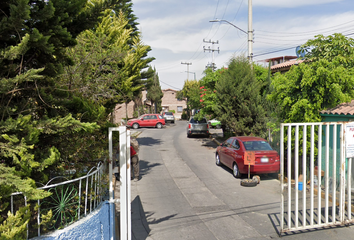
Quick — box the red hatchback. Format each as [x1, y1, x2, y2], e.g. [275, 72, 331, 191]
[127, 114, 165, 129]
[215, 136, 280, 178]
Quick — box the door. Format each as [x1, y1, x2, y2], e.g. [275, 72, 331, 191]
[149, 115, 158, 127]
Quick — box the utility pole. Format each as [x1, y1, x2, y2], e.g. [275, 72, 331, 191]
[181, 62, 192, 80]
[248, 0, 253, 62]
[203, 39, 219, 71]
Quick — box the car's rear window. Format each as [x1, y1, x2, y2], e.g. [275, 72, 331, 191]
[190, 118, 207, 123]
[243, 141, 273, 151]
[165, 112, 173, 115]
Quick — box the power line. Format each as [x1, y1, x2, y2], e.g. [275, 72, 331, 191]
[159, 80, 181, 90]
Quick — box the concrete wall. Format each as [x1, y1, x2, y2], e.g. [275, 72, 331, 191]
[31, 201, 115, 240]
[161, 89, 187, 120]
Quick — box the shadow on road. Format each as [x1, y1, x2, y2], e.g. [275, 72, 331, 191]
[137, 137, 162, 147]
[131, 195, 151, 240]
[139, 159, 162, 178]
[218, 164, 278, 181]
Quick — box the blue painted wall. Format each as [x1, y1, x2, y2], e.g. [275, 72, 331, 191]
[31, 201, 115, 240]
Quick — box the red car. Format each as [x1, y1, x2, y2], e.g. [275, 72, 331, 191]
[127, 114, 165, 129]
[215, 136, 280, 178]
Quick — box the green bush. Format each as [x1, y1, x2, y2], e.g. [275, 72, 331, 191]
[168, 110, 175, 113]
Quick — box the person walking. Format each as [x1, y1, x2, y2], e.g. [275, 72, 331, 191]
[130, 137, 140, 181]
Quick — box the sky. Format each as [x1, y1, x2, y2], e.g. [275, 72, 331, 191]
[131, 0, 354, 90]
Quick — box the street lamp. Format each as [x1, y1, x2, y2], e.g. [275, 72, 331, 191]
[209, 0, 253, 62]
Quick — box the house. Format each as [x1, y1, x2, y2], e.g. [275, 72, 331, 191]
[264, 56, 304, 74]
[113, 91, 148, 124]
[161, 89, 187, 120]
[319, 100, 354, 191]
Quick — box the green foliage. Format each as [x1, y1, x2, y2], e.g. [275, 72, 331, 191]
[168, 110, 175, 113]
[180, 80, 202, 118]
[0, 206, 30, 240]
[0, 0, 148, 236]
[268, 33, 354, 124]
[214, 56, 267, 137]
[146, 67, 163, 113]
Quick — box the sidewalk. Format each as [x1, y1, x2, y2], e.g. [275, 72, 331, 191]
[114, 175, 152, 240]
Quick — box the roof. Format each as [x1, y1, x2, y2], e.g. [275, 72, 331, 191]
[271, 59, 304, 71]
[163, 88, 177, 92]
[265, 56, 297, 62]
[320, 100, 354, 116]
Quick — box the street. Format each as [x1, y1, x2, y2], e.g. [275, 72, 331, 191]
[130, 121, 354, 240]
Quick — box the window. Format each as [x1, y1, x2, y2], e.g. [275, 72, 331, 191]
[224, 138, 233, 148]
[143, 115, 150, 120]
[177, 106, 183, 113]
[232, 140, 240, 150]
[150, 115, 157, 119]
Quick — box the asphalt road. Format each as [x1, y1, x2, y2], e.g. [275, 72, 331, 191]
[130, 121, 354, 240]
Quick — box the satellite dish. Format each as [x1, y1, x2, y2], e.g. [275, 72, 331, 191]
[296, 46, 306, 58]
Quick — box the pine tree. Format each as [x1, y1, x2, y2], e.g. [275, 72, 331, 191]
[146, 67, 163, 113]
[215, 56, 267, 137]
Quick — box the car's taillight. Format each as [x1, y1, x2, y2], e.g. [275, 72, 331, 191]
[207, 124, 209, 129]
[275, 155, 280, 162]
[188, 124, 191, 129]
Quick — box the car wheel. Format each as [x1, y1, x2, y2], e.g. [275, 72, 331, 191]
[187, 133, 191, 138]
[233, 163, 241, 178]
[240, 179, 258, 187]
[172, 121, 174, 124]
[215, 154, 221, 166]
[132, 123, 139, 129]
[156, 123, 162, 129]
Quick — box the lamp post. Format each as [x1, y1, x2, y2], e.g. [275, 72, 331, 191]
[209, 0, 253, 62]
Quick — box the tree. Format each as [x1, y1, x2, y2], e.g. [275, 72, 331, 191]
[0, 0, 124, 236]
[178, 79, 202, 118]
[214, 56, 267, 137]
[146, 67, 163, 113]
[198, 67, 227, 120]
[268, 33, 354, 123]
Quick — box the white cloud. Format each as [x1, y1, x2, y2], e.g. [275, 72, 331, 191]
[253, 0, 343, 8]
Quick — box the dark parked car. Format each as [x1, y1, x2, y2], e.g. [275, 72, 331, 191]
[215, 136, 280, 178]
[187, 117, 209, 138]
[127, 114, 165, 129]
[162, 112, 175, 123]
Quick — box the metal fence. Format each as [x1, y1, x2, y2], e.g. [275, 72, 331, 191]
[9, 162, 107, 239]
[280, 122, 354, 233]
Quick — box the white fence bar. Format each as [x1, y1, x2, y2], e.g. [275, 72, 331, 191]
[287, 125, 292, 229]
[310, 124, 314, 226]
[332, 125, 337, 223]
[348, 158, 352, 221]
[317, 124, 322, 225]
[295, 125, 299, 228]
[127, 129, 132, 240]
[280, 123, 284, 230]
[325, 124, 329, 224]
[340, 125, 345, 222]
[302, 125, 307, 227]
[280, 122, 354, 234]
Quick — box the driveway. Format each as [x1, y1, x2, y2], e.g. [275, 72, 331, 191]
[128, 121, 354, 240]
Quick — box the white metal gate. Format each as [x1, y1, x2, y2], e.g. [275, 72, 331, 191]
[280, 122, 354, 233]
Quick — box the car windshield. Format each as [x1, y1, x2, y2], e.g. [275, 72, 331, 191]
[243, 141, 273, 151]
[190, 118, 207, 123]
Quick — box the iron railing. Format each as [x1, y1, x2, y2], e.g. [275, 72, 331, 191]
[9, 162, 107, 239]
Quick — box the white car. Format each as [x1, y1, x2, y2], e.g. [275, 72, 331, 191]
[162, 112, 175, 123]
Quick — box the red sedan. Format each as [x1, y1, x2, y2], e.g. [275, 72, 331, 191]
[127, 114, 165, 129]
[215, 136, 280, 178]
